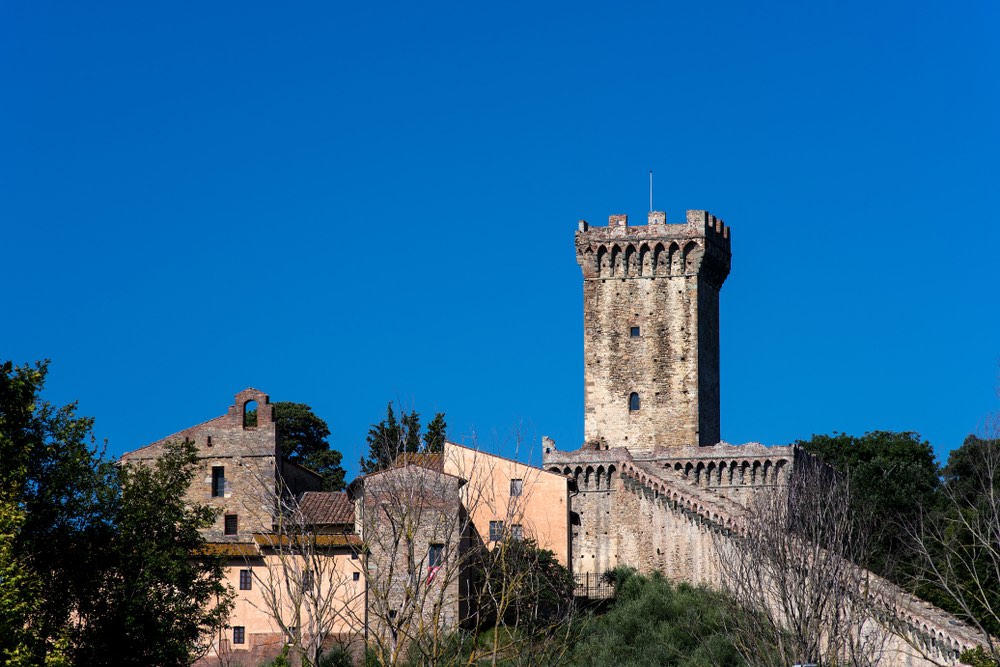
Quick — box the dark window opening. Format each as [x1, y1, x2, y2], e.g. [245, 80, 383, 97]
[510, 478, 523, 496]
[212, 467, 225, 497]
[428, 544, 444, 569]
[243, 401, 258, 429]
[512, 524, 524, 541]
[224, 514, 238, 535]
[489, 520, 504, 542]
[353, 571, 360, 581]
[233, 626, 245, 645]
[630, 326, 641, 337]
[239, 569, 252, 590]
[302, 570, 314, 589]
[629, 392, 640, 412]
[206, 435, 213, 447]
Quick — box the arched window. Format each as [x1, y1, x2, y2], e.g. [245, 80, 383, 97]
[628, 392, 640, 412]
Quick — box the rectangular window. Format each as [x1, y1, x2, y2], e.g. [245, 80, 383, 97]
[512, 524, 524, 541]
[302, 570, 314, 589]
[353, 571, 360, 581]
[489, 520, 504, 542]
[630, 326, 641, 337]
[510, 478, 523, 496]
[232, 626, 245, 645]
[428, 543, 444, 569]
[224, 514, 238, 535]
[239, 569, 252, 590]
[212, 466, 225, 497]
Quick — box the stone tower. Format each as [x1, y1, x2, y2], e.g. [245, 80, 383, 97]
[576, 210, 731, 450]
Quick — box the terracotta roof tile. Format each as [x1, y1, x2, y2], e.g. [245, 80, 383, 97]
[298, 492, 354, 526]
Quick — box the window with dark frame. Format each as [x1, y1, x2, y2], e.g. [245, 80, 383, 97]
[510, 478, 523, 496]
[428, 543, 444, 569]
[239, 569, 252, 590]
[353, 571, 360, 581]
[630, 326, 641, 337]
[629, 392, 640, 412]
[302, 570, 314, 589]
[512, 524, 524, 541]
[232, 626, 245, 645]
[224, 514, 238, 535]
[489, 520, 504, 542]
[212, 466, 225, 497]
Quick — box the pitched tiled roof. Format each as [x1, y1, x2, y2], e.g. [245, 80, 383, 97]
[298, 492, 354, 526]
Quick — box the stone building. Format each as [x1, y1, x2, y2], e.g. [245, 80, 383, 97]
[545, 209, 982, 665]
[121, 394, 569, 665]
[121, 208, 985, 666]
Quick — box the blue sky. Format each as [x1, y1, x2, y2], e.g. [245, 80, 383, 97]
[2, 1, 997, 480]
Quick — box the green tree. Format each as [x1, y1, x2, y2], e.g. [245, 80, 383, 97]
[797, 430, 939, 577]
[0, 360, 233, 666]
[0, 360, 115, 664]
[913, 431, 1000, 653]
[271, 402, 346, 492]
[360, 404, 445, 474]
[424, 413, 447, 453]
[572, 569, 747, 667]
[75, 439, 234, 666]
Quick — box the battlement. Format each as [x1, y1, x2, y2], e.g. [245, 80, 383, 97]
[575, 209, 731, 285]
[576, 210, 731, 248]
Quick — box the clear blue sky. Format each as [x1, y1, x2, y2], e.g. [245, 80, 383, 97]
[2, 1, 997, 480]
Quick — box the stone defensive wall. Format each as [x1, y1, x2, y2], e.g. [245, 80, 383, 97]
[542, 440, 985, 666]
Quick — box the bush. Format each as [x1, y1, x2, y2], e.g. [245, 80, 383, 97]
[570, 570, 745, 667]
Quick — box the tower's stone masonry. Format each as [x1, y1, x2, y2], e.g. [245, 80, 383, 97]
[576, 210, 731, 451]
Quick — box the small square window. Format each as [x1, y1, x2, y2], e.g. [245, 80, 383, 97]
[233, 626, 245, 645]
[224, 514, 238, 535]
[630, 326, 640, 337]
[239, 569, 252, 590]
[509, 479, 523, 497]
[489, 520, 504, 542]
[512, 524, 523, 541]
[351, 551, 359, 560]
[353, 571, 360, 581]
[212, 467, 225, 497]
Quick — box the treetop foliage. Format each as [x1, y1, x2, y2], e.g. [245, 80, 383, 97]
[796, 430, 940, 576]
[0, 360, 232, 666]
[273, 401, 346, 492]
[360, 403, 447, 474]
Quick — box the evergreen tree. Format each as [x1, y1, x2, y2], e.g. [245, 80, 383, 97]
[424, 413, 447, 453]
[360, 404, 448, 473]
[271, 402, 346, 492]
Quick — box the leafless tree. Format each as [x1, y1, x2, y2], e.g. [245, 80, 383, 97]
[911, 414, 1000, 662]
[717, 452, 893, 667]
[354, 425, 579, 667]
[238, 458, 362, 667]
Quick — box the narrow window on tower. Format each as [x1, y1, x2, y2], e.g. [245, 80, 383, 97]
[630, 326, 640, 337]
[629, 392, 640, 412]
[212, 467, 225, 497]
